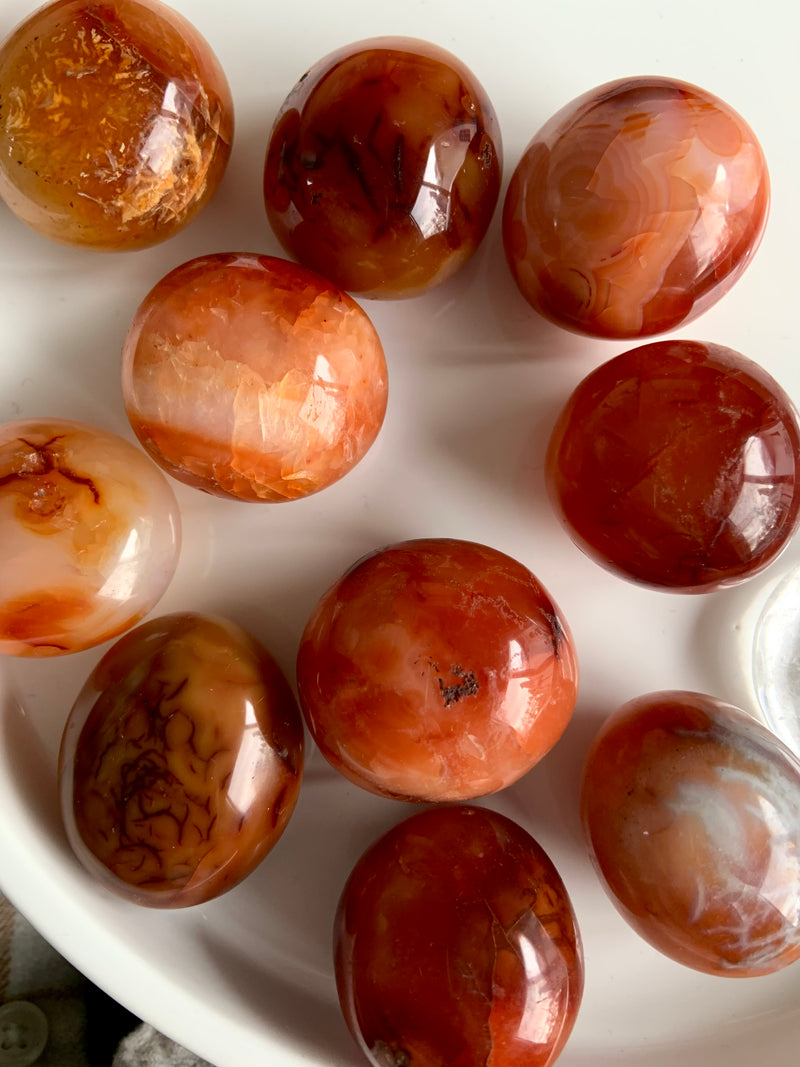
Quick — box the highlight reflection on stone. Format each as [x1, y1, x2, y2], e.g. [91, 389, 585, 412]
[0, 418, 180, 657]
[59, 613, 304, 907]
[503, 76, 769, 338]
[581, 691, 800, 976]
[297, 538, 579, 801]
[122, 253, 388, 502]
[0, 0, 233, 249]
[546, 340, 800, 591]
[264, 37, 502, 298]
[335, 805, 584, 1067]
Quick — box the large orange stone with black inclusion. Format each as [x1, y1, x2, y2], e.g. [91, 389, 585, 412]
[546, 340, 800, 591]
[335, 805, 584, 1067]
[0, 0, 233, 249]
[503, 77, 769, 338]
[264, 37, 502, 298]
[296, 538, 578, 801]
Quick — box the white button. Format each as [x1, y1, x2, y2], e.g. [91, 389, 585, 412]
[0, 1001, 48, 1067]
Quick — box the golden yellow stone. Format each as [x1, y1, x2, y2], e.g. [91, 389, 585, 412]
[0, 0, 233, 249]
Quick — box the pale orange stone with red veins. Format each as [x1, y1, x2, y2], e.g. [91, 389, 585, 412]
[122, 253, 388, 502]
[0, 418, 180, 657]
[0, 0, 233, 249]
[503, 77, 769, 338]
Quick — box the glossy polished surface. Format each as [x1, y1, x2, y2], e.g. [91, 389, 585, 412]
[264, 36, 502, 298]
[122, 253, 388, 501]
[297, 538, 578, 801]
[503, 76, 769, 338]
[0, 418, 179, 657]
[335, 805, 584, 1067]
[546, 340, 800, 591]
[59, 613, 304, 907]
[581, 691, 800, 976]
[1, 2, 798, 1065]
[0, 0, 233, 249]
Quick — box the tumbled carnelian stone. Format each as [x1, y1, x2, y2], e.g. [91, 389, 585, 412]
[0, 0, 233, 250]
[121, 252, 388, 502]
[296, 538, 578, 801]
[59, 612, 304, 907]
[581, 691, 800, 976]
[503, 76, 769, 338]
[335, 805, 584, 1067]
[264, 37, 502, 298]
[0, 418, 180, 657]
[546, 340, 800, 592]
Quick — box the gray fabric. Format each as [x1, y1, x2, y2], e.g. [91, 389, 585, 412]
[111, 1024, 213, 1067]
[1, 893, 207, 1066]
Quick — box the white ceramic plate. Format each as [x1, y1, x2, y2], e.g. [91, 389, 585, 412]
[1, 1, 798, 1064]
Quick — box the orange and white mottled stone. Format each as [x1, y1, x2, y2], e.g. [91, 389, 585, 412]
[503, 77, 769, 338]
[0, 418, 180, 656]
[582, 691, 800, 976]
[0, 0, 233, 249]
[122, 253, 388, 502]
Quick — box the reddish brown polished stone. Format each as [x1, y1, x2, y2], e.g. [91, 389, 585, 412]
[0, 0, 233, 249]
[296, 538, 578, 801]
[264, 37, 502, 298]
[59, 613, 304, 907]
[503, 77, 769, 338]
[581, 691, 800, 976]
[122, 253, 388, 502]
[0, 418, 180, 657]
[335, 805, 584, 1067]
[546, 340, 800, 591]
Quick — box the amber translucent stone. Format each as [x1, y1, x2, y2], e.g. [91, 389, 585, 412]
[503, 76, 769, 338]
[264, 37, 502, 298]
[122, 253, 388, 502]
[0, 418, 180, 657]
[59, 613, 304, 907]
[581, 691, 800, 976]
[335, 805, 584, 1067]
[0, 0, 233, 249]
[546, 340, 800, 591]
[296, 538, 578, 801]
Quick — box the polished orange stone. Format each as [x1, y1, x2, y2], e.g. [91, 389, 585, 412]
[581, 691, 800, 976]
[503, 77, 769, 338]
[546, 340, 800, 591]
[335, 806, 584, 1067]
[121, 253, 388, 502]
[297, 538, 578, 801]
[0, 418, 180, 657]
[0, 0, 233, 249]
[59, 613, 304, 907]
[264, 37, 502, 298]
